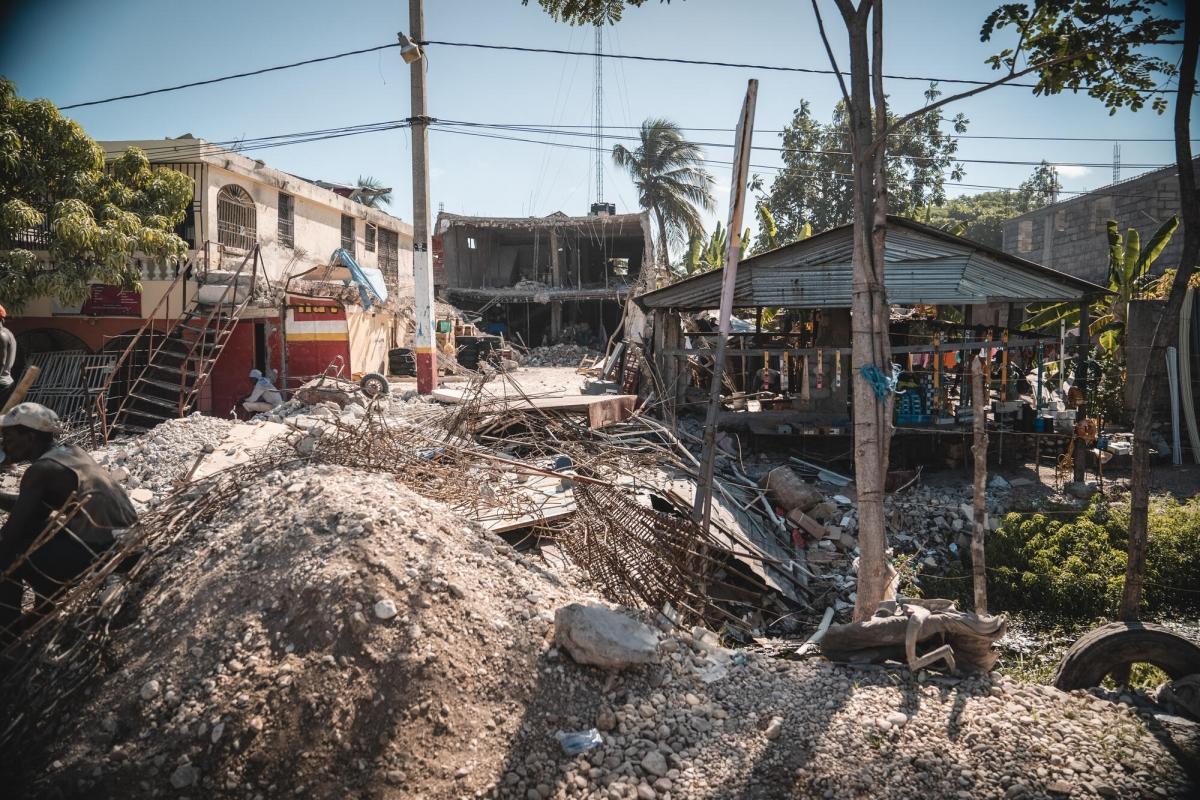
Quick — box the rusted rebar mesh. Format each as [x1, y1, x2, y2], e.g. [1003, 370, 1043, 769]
[0, 449, 294, 755]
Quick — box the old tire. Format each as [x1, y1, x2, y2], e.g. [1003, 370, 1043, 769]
[1052, 622, 1200, 691]
[359, 372, 390, 398]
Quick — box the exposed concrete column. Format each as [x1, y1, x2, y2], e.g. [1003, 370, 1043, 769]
[551, 300, 563, 342]
[550, 227, 561, 286]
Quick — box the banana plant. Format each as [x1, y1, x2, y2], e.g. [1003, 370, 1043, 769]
[1024, 215, 1179, 354]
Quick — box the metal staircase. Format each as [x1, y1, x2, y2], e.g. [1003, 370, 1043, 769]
[96, 244, 261, 440]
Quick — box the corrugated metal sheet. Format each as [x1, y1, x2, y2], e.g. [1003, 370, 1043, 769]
[640, 218, 1104, 310]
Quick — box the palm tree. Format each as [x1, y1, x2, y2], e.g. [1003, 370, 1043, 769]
[352, 175, 392, 208]
[612, 119, 715, 272]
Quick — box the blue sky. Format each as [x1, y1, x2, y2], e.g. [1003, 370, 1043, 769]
[0, 0, 1191, 241]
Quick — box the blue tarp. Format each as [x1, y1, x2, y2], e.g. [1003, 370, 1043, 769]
[330, 248, 388, 309]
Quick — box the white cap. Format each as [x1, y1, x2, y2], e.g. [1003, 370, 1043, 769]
[0, 402, 62, 434]
[249, 369, 263, 379]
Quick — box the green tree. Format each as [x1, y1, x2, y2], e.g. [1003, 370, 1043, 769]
[924, 162, 1061, 247]
[763, 86, 966, 242]
[352, 175, 392, 208]
[612, 118, 715, 271]
[522, 0, 672, 25]
[0, 78, 192, 310]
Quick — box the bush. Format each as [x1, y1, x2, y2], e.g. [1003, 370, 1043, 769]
[983, 496, 1200, 618]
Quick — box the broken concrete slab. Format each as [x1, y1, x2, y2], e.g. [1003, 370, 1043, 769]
[553, 603, 660, 670]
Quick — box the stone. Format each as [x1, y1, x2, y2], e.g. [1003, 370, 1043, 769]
[374, 598, 399, 620]
[139, 679, 161, 701]
[129, 488, 154, 504]
[1065, 481, 1099, 500]
[640, 751, 668, 778]
[636, 782, 656, 800]
[553, 604, 659, 670]
[764, 716, 784, 740]
[169, 763, 198, 789]
[596, 706, 617, 732]
[885, 711, 909, 728]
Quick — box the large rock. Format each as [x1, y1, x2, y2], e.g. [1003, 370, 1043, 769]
[760, 467, 823, 513]
[553, 603, 660, 670]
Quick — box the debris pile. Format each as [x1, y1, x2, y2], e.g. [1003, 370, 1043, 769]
[520, 344, 601, 368]
[2, 433, 1191, 798]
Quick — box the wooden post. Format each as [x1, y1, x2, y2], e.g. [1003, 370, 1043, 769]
[1074, 298, 1091, 483]
[692, 79, 758, 529]
[971, 354, 989, 615]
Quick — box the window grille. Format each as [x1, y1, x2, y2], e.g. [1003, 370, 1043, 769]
[365, 223, 377, 252]
[378, 228, 399, 292]
[278, 193, 294, 248]
[341, 215, 355, 256]
[217, 185, 256, 250]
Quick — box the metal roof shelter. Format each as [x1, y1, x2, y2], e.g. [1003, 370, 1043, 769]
[639, 216, 1104, 311]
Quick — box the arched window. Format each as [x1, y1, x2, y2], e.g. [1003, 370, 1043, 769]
[217, 185, 257, 250]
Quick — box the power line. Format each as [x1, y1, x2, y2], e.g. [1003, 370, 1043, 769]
[419, 38, 1181, 95]
[427, 123, 1167, 201]
[54, 35, 1180, 114]
[59, 43, 401, 110]
[433, 121, 1192, 144]
[433, 120, 1173, 171]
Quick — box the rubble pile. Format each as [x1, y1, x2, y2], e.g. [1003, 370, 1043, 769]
[521, 344, 601, 368]
[93, 415, 236, 503]
[7, 447, 1191, 798]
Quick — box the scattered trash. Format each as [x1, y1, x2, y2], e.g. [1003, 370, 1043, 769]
[554, 728, 604, 755]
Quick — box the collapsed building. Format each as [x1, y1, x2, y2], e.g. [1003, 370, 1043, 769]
[434, 209, 654, 349]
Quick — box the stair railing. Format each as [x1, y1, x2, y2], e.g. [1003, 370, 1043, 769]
[174, 245, 261, 415]
[95, 246, 207, 442]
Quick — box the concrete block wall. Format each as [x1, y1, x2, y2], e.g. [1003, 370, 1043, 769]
[1001, 159, 1198, 285]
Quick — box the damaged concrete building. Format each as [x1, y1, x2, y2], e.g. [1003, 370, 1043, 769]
[434, 209, 654, 348]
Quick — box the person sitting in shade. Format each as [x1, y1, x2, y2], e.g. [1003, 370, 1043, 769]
[242, 368, 283, 415]
[0, 403, 137, 639]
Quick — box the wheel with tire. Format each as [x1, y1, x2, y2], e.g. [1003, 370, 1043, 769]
[359, 372, 390, 398]
[1052, 621, 1200, 690]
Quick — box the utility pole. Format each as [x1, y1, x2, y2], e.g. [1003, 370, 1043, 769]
[406, 0, 436, 393]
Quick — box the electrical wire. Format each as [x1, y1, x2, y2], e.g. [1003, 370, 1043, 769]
[432, 119, 1173, 170]
[53, 35, 1180, 115]
[426, 123, 1170, 201]
[418, 38, 1181, 95]
[59, 43, 402, 110]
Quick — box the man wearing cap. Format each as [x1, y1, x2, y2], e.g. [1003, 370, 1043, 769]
[242, 368, 283, 415]
[0, 402, 137, 638]
[0, 305, 16, 407]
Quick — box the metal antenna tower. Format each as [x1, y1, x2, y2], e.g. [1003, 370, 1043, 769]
[1113, 142, 1121, 183]
[593, 23, 604, 206]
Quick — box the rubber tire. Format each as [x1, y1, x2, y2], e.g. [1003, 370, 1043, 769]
[359, 372, 390, 398]
[1052, 621, 1200, 690]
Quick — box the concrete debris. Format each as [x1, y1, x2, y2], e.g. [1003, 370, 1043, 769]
[520, 344, 601, 368]
[0, 390, 1191, 799]
[553, 603, 660, 670]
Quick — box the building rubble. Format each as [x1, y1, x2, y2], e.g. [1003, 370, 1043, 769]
[0, 375, 1192, 798]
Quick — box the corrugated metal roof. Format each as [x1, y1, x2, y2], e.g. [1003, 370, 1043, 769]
[640, 216, 1106, 310]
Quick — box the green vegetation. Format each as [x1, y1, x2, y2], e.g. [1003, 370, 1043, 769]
[0, 78, 193, 309]
[986, 497, 1200, 619]
[761, 86, 966, 243]
[922, 162, 1062, 248]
